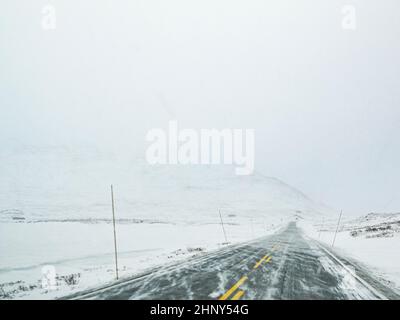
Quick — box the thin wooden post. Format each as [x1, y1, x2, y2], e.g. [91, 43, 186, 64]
[111, 185, 119, 280]
[219, 209, 228, 243]
[332, 210, 343, 247]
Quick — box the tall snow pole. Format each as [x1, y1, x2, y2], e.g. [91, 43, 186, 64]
[111, 185, 119, 280]
[219, 209, 228, 243]
[332, 210, 343, 248]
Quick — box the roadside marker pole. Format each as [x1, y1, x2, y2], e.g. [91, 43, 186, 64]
[219, 209, 228, 243]
[111, 185, 119, 280]
[331, 210, 343, 248]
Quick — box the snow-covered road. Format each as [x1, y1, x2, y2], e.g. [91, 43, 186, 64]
[65, 222, 399, 300]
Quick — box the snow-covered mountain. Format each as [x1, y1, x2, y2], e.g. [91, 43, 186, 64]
[0, 146, 333, 224]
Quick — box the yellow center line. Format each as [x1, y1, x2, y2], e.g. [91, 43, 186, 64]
[217, 247, 276, 301]
[231, 290, 245, 300]
[253, 255, 269, 269]
[218, 276, 248, 300]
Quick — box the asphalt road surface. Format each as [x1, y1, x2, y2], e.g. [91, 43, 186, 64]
[66, 222, 399, 300]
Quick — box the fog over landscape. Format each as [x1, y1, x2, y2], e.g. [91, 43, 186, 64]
[1, 0, 400, 301]
[2, 1, 399, 215]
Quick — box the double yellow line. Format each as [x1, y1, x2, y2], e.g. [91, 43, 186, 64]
[219, 251, 274, 300]
[253, 255, 271, 269]
[219, 276, 248, 300]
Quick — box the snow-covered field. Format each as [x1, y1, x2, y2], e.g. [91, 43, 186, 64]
[0, 146, 330, 299]
[300, 213, 400, 292]
[0, 219, 283, 299]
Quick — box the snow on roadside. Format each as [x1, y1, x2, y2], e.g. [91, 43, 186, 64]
[299, 213, 400, 292]
[0, 219, 281, 300]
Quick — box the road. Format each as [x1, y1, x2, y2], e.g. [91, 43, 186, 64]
[66, 222, 399, 300]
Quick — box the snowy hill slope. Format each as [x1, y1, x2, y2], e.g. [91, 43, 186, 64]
[0, 146, 333, 223]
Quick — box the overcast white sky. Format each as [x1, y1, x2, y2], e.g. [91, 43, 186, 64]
[1, 1, 399, 215]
